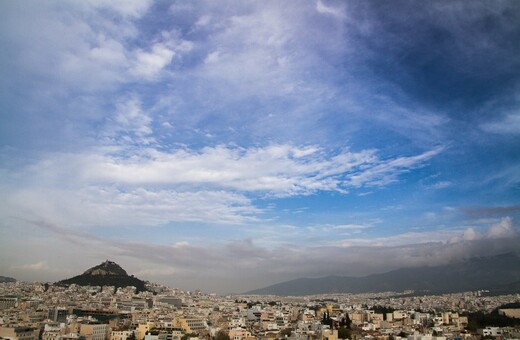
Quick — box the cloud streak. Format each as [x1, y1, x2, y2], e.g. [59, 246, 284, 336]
[1, 144, 442, 228]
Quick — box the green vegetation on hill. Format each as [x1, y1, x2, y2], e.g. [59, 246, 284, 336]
[56, 261, 148, 293]
[464, 305, 520, 331]
[58, 274, 147, 292]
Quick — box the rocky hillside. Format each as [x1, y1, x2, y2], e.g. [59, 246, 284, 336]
[57, 260, 147, 292]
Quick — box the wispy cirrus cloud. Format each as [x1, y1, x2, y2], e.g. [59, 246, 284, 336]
[346, 147, 444, 187]
[4, 187, 261, 227]
[0, 144, 437, 234]
[77, 144, 442, 195]
[481, 112, 520, 135]
[0, 143, 442, 229]
[304, 221, 380, 237]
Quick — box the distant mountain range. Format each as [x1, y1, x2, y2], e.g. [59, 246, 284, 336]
[0, 276, 16, 283]
[57, 260, 147, 292]
[246, 252, 520, 296]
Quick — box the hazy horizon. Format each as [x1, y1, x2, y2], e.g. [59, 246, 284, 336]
[1, 0, 519, 294]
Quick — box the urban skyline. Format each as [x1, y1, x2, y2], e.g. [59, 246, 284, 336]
[1, 0, 520, 294]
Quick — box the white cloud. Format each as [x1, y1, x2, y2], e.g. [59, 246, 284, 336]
[487, 216, 517, 238]
[108, 96, 154, 143]
[82, 0, 152, 18]
[332, 224, 370, 230]
[171, 1, 345, 133]
[449, 217, 519, 243]
[88, 36, 128, 66]
[481, 112, 520, 134]
[195, 15, 211, 28]
[346, 147, 444, 187]
[76, 144, 441, 196]
[130, 43, 175, 79]
[339, 217, 519, 248]
[204, 51, 221, 64]
[133, 267, 177, 277]
[13, 261, 49, 271]
[307, 222, 377, 236]
[462, 227, 479, 241]
[340, 230, 458, 248]
[430, 181, 452, 189]
[1, 2, 132, 92]
[0, 143, 442, 229]
[0, 1, 182, 99]
[5, 186, 260, 227]
[316, 0, 345, 18]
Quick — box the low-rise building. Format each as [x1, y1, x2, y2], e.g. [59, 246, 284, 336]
[79, 322, 109, 340]
[477, 327, 503, 337]
[173, 318, 207, 334]
[0, 326, 39, 340]
[111, 329, 138, 340]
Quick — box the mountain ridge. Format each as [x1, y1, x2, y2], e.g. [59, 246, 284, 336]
[246, 252, 520, 296]
[0, 276, 16, 283]
[57, 260, 147, 292]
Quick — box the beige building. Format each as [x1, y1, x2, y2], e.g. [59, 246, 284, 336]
[228, 328, 252, 340]
[79, 323, 109, 340]
[138, 322, 156, 340]
[320, 329, 338, 340]
[348, 312, 365, 326]
[499, 308, 520, 319]
[42, 324, 65, 340]
[111, 330, 138, 340]
[173, 318, 207, 334]
[0, 326, 39, 340]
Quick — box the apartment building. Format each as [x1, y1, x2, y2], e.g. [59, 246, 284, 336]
[79, 322, 109, 340]
[0, 326, 39, 340]
[173, 318, 207, 333]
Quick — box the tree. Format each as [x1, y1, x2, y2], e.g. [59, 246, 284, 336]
[280, 328, 292, 337]
[182, 333, 199, 340]
[338, 326, 351, 339]
[215, 330, 230, 340]
[339, 315, 352, 330]
[321, 311, 333, 329]
[126, 333, 137, 340]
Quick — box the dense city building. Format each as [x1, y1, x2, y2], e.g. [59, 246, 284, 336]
[1, 281, 519, 340]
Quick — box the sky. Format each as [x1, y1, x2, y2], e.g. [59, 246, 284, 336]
[1, 0, 519, 294]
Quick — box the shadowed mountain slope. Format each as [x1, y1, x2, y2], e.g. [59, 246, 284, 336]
[246, 253, 520, 296]
[0, 276, 16, 283]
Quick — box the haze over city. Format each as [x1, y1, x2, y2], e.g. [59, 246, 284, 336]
[1, 0, 519, 294]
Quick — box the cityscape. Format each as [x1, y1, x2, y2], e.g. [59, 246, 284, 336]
[1, 259, 520, 340]
[1, 1, 520, 340]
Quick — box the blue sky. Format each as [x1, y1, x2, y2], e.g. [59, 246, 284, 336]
[1, 0, 519, 294]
